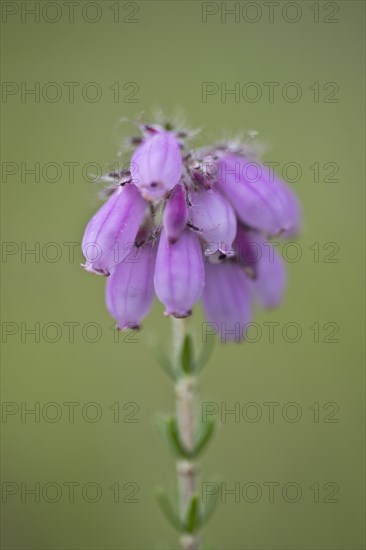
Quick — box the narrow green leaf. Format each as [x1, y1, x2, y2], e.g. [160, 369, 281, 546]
[157, 415, 191, 459]
[155, 488, 182, 532]
[167, 416, 191, 458]
[155, 414, 170, 441]
[180, 334, 195, 375]
[200, 483, 220, 525]
[185, 494, 200, 533]
[152, 347, 178, 380]
[193, 418, 215, 457]
[196, 335, 215, 372]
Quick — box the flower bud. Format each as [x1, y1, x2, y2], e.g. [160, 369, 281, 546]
[216, 155, 299, 236]
[154, 229, 204, 318]
[202, 262, 252, 343]
[163, 184, 188, 244]
[106, 242, 156, 330]
[81, 184, 146, 276]
[131, 131, 182, 201]
[188, 189, 237, 256]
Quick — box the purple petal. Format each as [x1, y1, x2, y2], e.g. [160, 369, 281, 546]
[81, 184, 147, 275]
[130, 131, 182, 201]
[232, 225, 261, 279]
[216, 155, 298, 236]
[106, 242, 156, 330]
[248, 233, 287, 308]
[275, 180, 302, 237]
[163, 184, 188, 243]
[154, 229, 204, 318]
[202, 261, 252, 343]
[188, 189, 237, 256]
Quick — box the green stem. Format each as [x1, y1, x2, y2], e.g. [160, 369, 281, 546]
[171, 316, 191, 363]
[172, 319, 200, 550]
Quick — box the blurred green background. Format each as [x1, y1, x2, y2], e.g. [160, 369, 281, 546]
[1, 1, 365, 549]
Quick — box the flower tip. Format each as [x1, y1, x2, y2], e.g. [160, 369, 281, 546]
[140, 184, 170, 202]
[117, 322, 141, 331]
[264, 302, 281, 310]
[219, 248, 236, 258]
[80, 263, 110, 277]
[276, 223, 302, 239]
[243, 266, 257, 280]
[203, 246, 219, 257]
[164, 309, 192, 319]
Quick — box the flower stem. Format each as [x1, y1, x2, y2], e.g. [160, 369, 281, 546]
[172, 318, 200, 550]
[171, 316, 191, 363]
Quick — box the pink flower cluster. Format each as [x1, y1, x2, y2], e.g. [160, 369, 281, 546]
[81, 123, 301, 340]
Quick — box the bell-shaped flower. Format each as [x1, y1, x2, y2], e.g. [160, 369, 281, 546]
[188, 189, 237, 256]
[81, 184, 147, 276]
[232, 225, 261, 279]
[275, 179, 302, 237]
[202, 261, 252, 343]
[154, 229, 204, 318]
[216, 155, 299, 236]
[163, 184, 188, 243]
[131, 131, 182, 201]
[106, 242, 156, 329]
[248, 233, 287, 308]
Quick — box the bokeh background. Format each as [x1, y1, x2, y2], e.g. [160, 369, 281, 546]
[1, 1, 365, 549]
